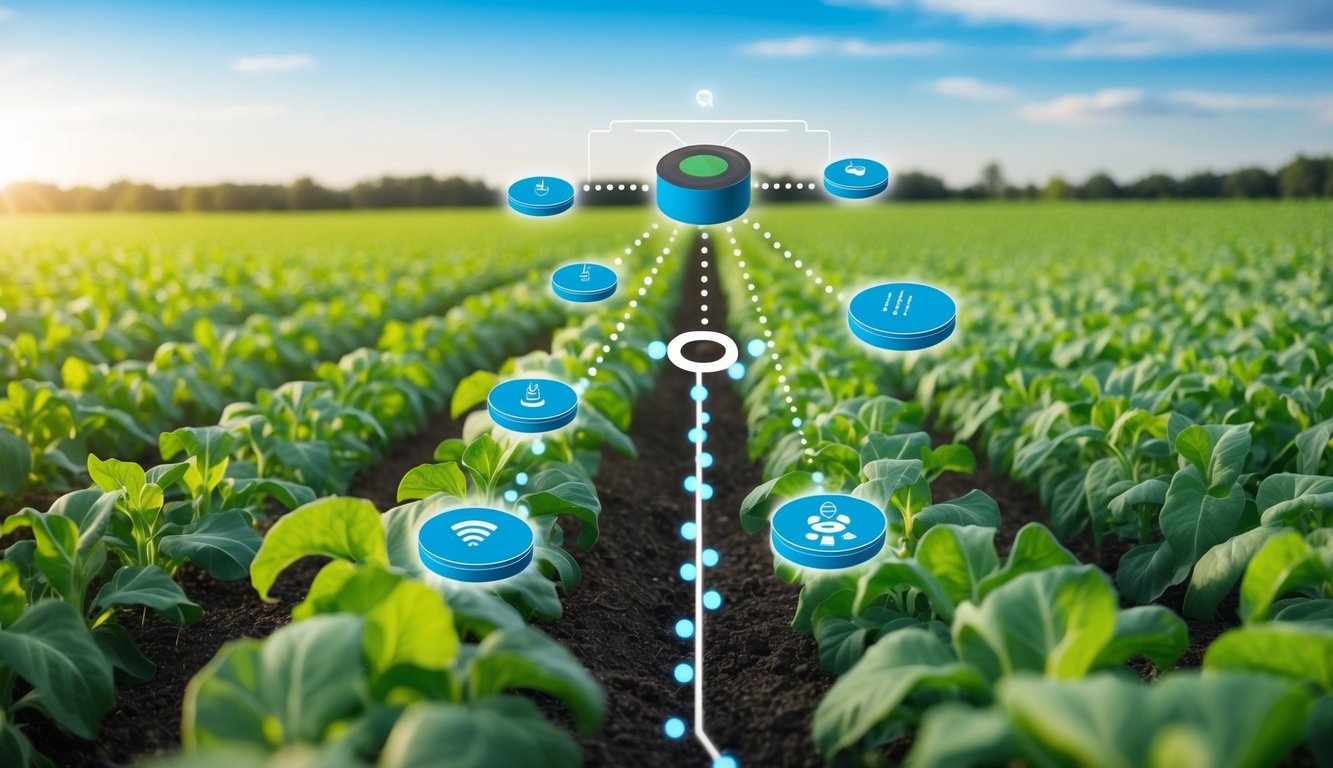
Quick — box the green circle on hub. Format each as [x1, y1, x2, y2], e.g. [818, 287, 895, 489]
[679, 154, 729, 177]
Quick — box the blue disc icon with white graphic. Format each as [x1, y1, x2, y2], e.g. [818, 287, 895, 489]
[823, 158, 889, 199]
[848, 282, 957, 351]
[771, 494, 886, 570]
[551, 262, 617, 303]
[487, 378, 578, 433]
[417, 507, 535, 583]
[508, 176, 574, 217]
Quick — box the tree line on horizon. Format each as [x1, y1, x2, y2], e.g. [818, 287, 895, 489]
[2, 154, 1331, 213]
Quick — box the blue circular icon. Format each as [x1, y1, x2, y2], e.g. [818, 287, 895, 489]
[417, 507, 535, 583]
[508, 176, 574, 217]
[551, 263, 617, 303]
[770, 494, 886, 570]
[656, 145, 751, 225]
[823, 158, 889, 199]
[848, 282, 956, 351]
[487, 378, 579, 433]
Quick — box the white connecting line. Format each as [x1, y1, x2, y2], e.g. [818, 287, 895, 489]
[586, 119, 834, 182]
[691, 369, 722, 761]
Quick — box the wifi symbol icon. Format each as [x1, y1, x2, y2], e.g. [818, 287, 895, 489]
[450, 519, 499, 547]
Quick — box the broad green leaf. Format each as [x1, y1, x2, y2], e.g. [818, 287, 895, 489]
[998, 672, 1311, 768]
[738, 471, 813, 534]
[93, 622, 156, 684]
[224, 478, 316, 512]
[1183, 526, 1280, 620]
[520, 477, 600, 549]
[1238, 530, 1330, 623]
[1176, 425, 1214, 478]
[1, 508, 82, 602]
[0, 600, 114, 739]
[953, 565, 1117, 681]
[450, 370, 500, 419]
[1204, 623, 1333, 691]
[1117, 540, 1191, 604]
[379, 697, 579, 768]
[813, 628, 986, 758]
[461, 433, 504, 491]
[1207, 424, 1252, 492]
[0, 427, 31, 497]
[46, 488, 119, 555]
[1108, 476, 1170, 521]
[914, 490, 1000, 536]
[976, 523, 1078, 598]
[432, 438, 466, 463]
[906, 704, 1015, 768]
[1093, 605, 1188, 670]
[272, 440, 332, 492]
[468, 627, 605, 732]
[1295, 419, 1333, 475]
[93, 564, 203, 624]
[921, 443, 976, 477]
[396, 462, 468, 502]
[915, 524, 999, 606]
[855, 557, 956, 621]
[1256, 473, 1333, 528]
[161, 511, 263, 581]
[854, 459, 923, 511]
[250, 497, 387, 601]
[183, 615, 366, 750]
[1306, 695, 1333, 768]
[87, 454, 146, 501]
[860, 431, 930, 465]
[1158, 467, 1245, 566]
[0, 562, 23, 627]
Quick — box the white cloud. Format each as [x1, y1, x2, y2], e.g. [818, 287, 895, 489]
[828, 0, 1333, 57]
[928, 76, 1015, 102]
[230, 54, 315, 73]
[1020, 88, 1180, 123]
[740, 36, 946, 58]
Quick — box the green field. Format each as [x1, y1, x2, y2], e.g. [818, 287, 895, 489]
[1, 201, 1330, 768]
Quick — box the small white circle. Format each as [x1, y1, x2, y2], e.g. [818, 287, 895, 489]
[666, 330, 740, 374]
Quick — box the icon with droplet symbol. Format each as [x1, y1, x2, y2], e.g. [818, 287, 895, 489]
[487, 378, 578, 433]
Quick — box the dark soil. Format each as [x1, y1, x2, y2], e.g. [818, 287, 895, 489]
[545, 237, 831, 767]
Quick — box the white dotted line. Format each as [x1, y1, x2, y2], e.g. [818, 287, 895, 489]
[738, 217, 843, 301]
[727, 228, 807, 449]
[583, 182, 652, 192]
[752, 181, 816, 190]
[590, 225, 677, 378]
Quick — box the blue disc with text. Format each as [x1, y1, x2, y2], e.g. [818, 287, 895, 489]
[487, 378, 578, 433]
[508, 176, 574, 217]
[823, 158, 889, 199]
[551, 262, 617, 303]
[418, 507, 534, 583]
[771, 494, 886, 570]
[848, 282, 956, 351]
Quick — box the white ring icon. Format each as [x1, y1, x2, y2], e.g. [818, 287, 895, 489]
[666, 330, 739, 374]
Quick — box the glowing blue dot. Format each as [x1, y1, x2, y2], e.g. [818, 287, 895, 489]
[503, 490, 519, 503]
[515, 472, 529, 486]
[811, 472, 824, 484]
[701, 483, 714, 500]
[674, 663, 695, 684]
[704, 590, 723, 610]
[680, 522, 697, 541]
[664, 717, 687, 739]
[702, 548, 719, 567]
[675, 618, 695, 638]
[792, 417, 803, 428]
[728, 362, 746, 380]
[747, 339, 766, 357]
[699, 452, 714, 468]
[688, 428, 707, 444]
[648, 340, 668, 360]
[690, 385, 708, 402]
[684, 475, 700, 493]
[680, 563, 697, 581]
[531, 440, 546, 456]
[713, 756, 739, 768]
[701, 411, 711, 424]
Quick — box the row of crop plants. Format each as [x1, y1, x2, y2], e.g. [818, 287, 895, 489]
[719, 219, 1331, 766]
[155, 226, 685, 766]
[0, 222, 679, 766]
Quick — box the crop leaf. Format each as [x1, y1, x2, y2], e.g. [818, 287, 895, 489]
[250, 497, 388, 601]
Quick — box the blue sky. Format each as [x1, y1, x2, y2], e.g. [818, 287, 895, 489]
[2, 0, 1331, 188]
